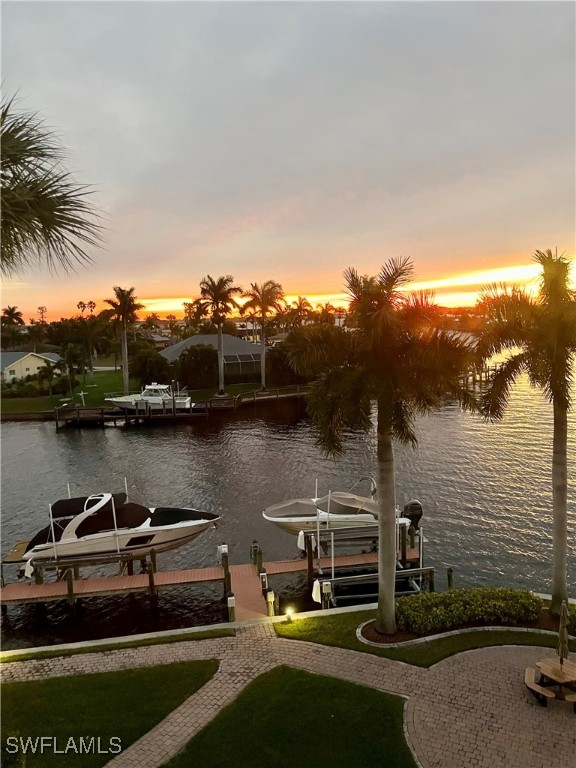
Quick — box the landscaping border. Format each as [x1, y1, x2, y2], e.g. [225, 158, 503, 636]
[356, 620, 576, 649]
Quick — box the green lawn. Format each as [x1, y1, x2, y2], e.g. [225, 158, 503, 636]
[274, 611, 575, 667]
[1, 659, 219, 768]
[162, 666, 417, 768]
[2, 374, 266, 412]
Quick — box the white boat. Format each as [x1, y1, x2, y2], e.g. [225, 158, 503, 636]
[262, 477, 423, 536]
[105, 383, 192, 412]
[21, 491, 219, 571]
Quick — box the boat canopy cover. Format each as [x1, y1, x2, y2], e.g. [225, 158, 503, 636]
[316, 492, 378, 516]
[263, 498, 319, 519]
[51, 493, 128, 519]
[75, 501, 150, 537]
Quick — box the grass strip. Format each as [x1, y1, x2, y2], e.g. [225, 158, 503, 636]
[1, 659, 219, 768]
[162, 666, 417, 768]
[0, 627, 235, 664]
[274, 611, 575, 667]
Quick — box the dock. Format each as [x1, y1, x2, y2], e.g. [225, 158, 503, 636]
[0, 536, 421, 621]
[54, 385, 311, 429]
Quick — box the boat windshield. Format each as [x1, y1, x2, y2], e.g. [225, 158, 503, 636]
[141, 386, 170, 397]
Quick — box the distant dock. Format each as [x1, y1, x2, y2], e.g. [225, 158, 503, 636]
[54, 385, 310, 429]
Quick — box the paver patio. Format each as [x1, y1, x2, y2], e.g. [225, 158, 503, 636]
[2, 623, 575, 768]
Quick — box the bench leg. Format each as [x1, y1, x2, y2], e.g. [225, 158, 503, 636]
[529, 689, 547, 707]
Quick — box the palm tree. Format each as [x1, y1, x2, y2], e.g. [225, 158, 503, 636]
[314, 302, 337, 325]
[1, 97, 102, 276]
[38, 360, 56, 395]
[104, 287, 144, 394]
[477, 249, 575, 616]
[287, 258, 476, 634]
[198, 275, 242, 395]
[287, 296, 313, 329]
[26, 320, 44, 353]
[2, 306, 24, 326]
[1, 305, 25, 349]
[241, 280, 284, 390]
[141, 313, 161, 331]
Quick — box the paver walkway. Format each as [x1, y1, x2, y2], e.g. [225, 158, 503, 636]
[2, 624, 575, 768]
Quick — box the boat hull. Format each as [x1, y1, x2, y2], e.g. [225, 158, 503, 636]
[105, 397, 192, 412]
[23, 521, 215, 564]
[262, 512, 378, 536]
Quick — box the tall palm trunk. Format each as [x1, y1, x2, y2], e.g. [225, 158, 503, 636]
[375, 412, 397, 634]
[260, 313, 266, 390]
[550, 401, 568, 614]
[121, 320, 129, 394]
[217, 323, 225, 395]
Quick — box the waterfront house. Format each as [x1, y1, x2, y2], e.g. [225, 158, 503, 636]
[159, 334, 262, 378]
[0, 352, 61, 383]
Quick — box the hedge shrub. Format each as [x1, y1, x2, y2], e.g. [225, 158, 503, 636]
[395, 588, 543, 635]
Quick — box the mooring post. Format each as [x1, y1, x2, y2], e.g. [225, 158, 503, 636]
[447, 567, 454, 590]
[73, 566, 80, 580]
[400, 525, 407, 567]
[34, 567, 44, 585]
[227, 593, 236, 622]
[66, 569, 75, 606]
[255, 544, 263, 574]
[321, 581, 332, 610]
[147, 560, 156, 599]
[306, 534, 314, 591]
[150, 549, 157, 573]
[266, 589, 275, 617]
[221, 546, 231, 595]
[127, 559, 134, 576]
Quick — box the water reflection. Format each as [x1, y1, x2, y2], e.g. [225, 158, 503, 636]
[1, 379, 574, 648]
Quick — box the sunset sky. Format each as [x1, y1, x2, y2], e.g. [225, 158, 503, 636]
[1, 1, 574, 321]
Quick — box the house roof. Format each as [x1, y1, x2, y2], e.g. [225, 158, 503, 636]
[0, 351, 61, 371]
[160, 334, 262, 364]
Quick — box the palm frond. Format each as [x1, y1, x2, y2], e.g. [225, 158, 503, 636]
[481, 353, 528, 421]
[534, 249, 573, 307]
[286, 325, 360, 377]
[388, 398, 418, 447]
[378, 256, 414, 295]
[307, 368, 373, 456]
[1, 97, 102, 276]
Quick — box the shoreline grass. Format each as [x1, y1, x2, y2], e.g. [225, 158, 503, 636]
[1, 373, 269, 413]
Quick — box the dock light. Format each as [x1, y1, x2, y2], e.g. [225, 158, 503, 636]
[285, 607, 294, 623]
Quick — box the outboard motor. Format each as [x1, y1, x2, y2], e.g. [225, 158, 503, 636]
[403, 500, 423, 533]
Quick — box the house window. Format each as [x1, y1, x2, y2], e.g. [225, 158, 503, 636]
[9, 369, 16, 375]
[25, 367, 30, 371]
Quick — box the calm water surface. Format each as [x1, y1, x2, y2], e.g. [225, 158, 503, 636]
[1, 378, 574, 649]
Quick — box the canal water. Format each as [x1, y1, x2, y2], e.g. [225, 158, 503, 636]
[1, 377, 574, 649]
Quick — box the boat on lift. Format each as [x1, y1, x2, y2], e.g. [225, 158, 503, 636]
[262, 476, 423, 536]
[20, 489, 219, 573]
[105, 383, 192, 412]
